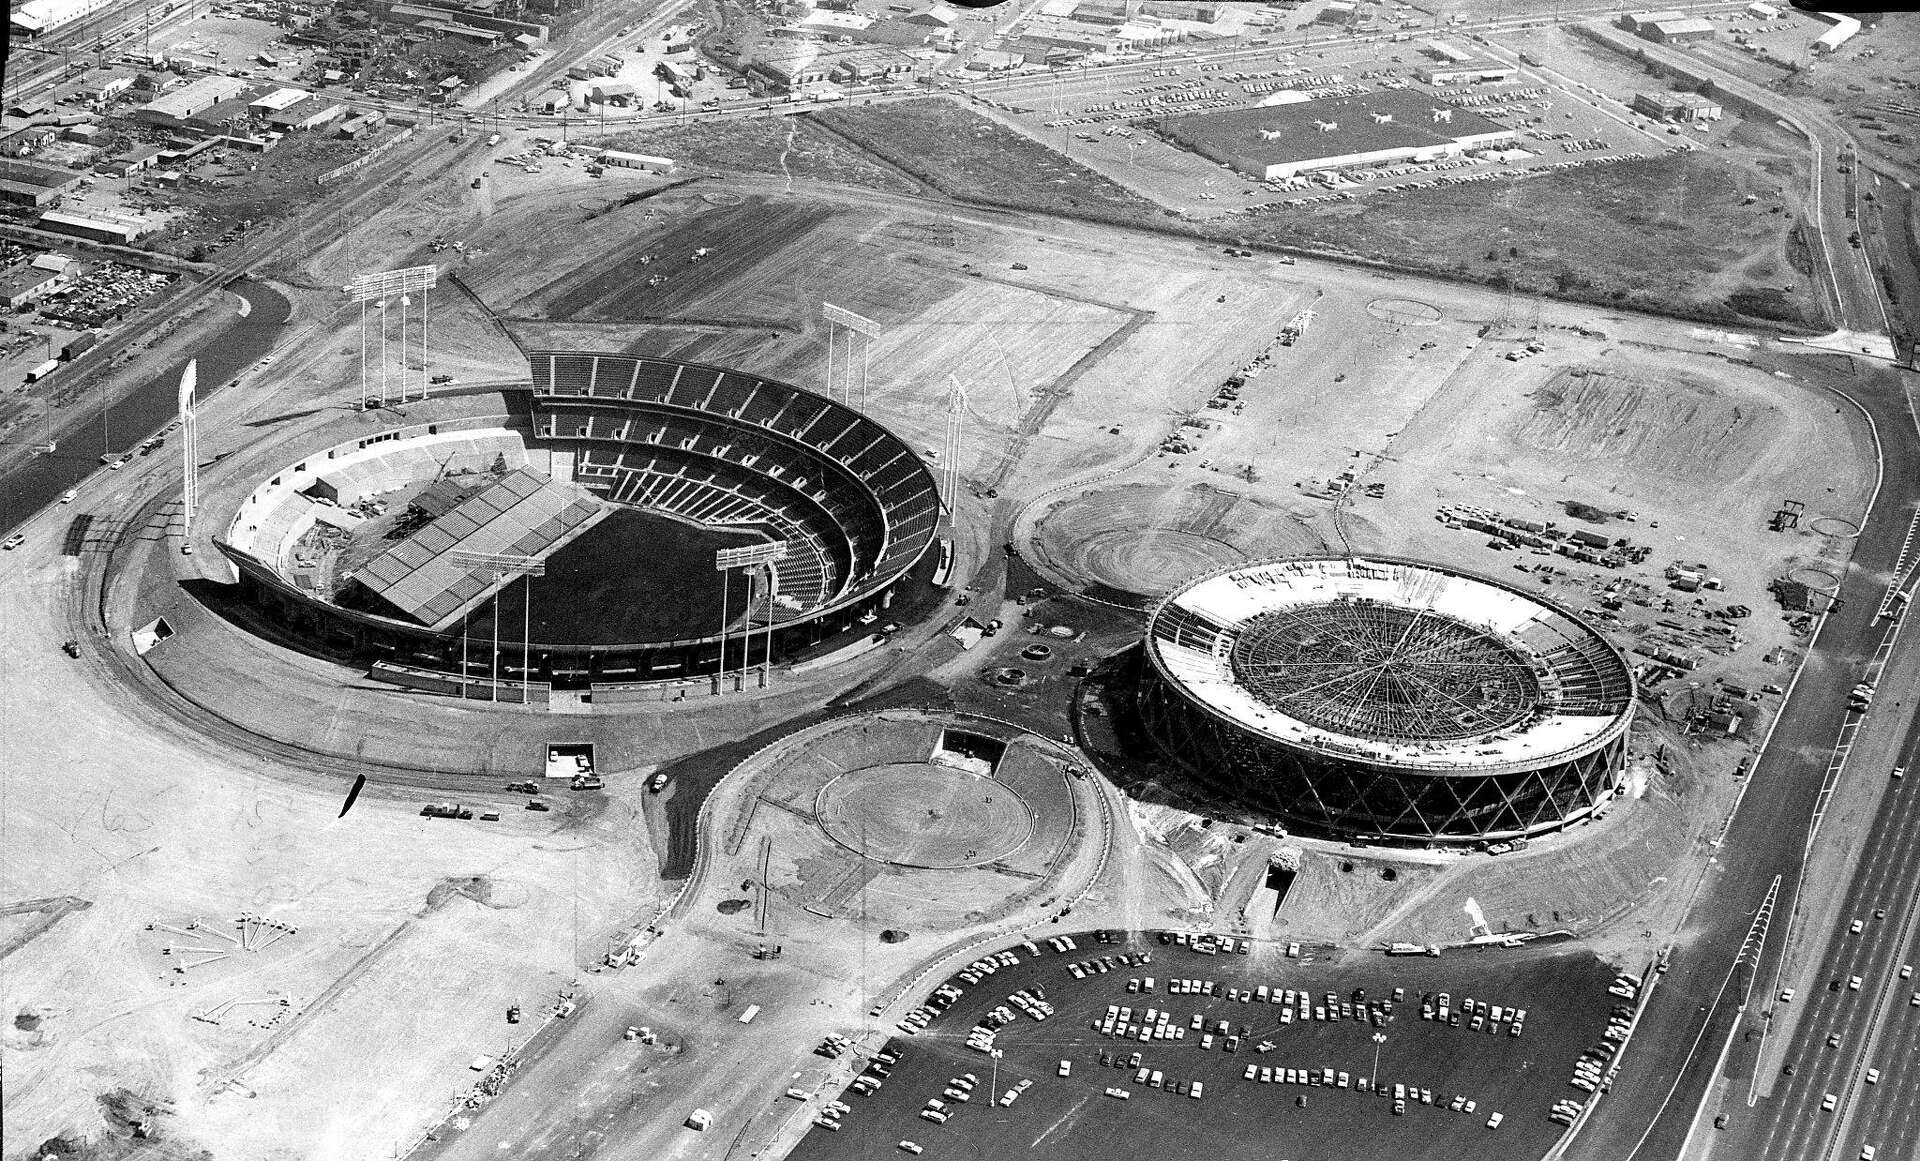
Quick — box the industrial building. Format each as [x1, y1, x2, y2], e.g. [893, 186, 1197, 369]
[1620, 11, 1715, 43]
[1414, 60, 1519, 86]
[1159, 91, 1514, 181]
[133, 75, 251, 128]
[1135, 556, 1634, 845]
[0, 158, 81, 207]
[9, 0, 115, 37]
[1631, 91, 1724, 123]
[36, 210, 145, 245]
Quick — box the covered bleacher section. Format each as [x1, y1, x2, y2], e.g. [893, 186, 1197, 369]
[344, 466, 604, 629]
[529, 351, 941, 617]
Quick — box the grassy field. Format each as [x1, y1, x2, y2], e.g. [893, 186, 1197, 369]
[590, 116, 921, 195]
[1218, 151, 1822, 329]
[812, 98, 1165, 221]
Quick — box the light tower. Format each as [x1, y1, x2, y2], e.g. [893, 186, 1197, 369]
[715, 540, 789, 693]
[941, 374, 966, 513]
[344, 265, 438, 408]
[822, 302, 882, 412]
[448, 549, 546, 707]
[178, 359, 198, 554]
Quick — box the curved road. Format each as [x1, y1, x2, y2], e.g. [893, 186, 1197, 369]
[0, 278, 291, 533]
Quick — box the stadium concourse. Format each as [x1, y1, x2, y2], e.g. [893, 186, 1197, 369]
[1134, 556, 1635, 845]
[208, 352, 943, 701]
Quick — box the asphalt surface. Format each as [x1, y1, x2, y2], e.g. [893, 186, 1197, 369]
[1566, 361, 1920, 1161]
[1734, 718, 1920, 1161]
[787, 933, 1624, 1161]
[0, 278, 290, 534]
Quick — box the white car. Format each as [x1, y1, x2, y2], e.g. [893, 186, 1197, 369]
[1900, 965, 1912, 980]
[1, 534, 23, 551]
[1864, 1068, 1879, 1084]
[59, 488, 77, 503]
[1779, 988, 1796, 1003]
[1487, 1112, 1504, 1129]
[1822, 1093, 1837, 1112]
[1848, 975, 1862, 991]
[898, 1144, 923, 1156]
[1850, 919, 1865, 934]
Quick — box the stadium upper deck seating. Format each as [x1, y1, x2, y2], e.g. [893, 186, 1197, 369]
[531, 352, 940, 612]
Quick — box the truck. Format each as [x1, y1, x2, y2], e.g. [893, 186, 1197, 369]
[1386, 943, 1442, 957]
[421, 802, 474, 819]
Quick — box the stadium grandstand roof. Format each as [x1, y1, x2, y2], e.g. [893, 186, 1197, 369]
[1145, 556, 1633, 772]
[348, 467, 602, 629]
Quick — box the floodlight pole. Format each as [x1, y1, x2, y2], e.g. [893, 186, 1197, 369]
[762, 562, 778, 688]
[716, 566, 729, 695]
[379, 298, 390, 407]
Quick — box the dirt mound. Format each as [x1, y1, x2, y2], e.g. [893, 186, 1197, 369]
[423, 876, 528, 912]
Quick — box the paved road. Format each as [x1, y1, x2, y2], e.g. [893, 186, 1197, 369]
[0, 278, 289, 534]
[1734, 719, 1920, 1161]
[1566, 362, 1920, 1161]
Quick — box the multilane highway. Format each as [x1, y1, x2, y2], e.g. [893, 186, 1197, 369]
[1738, 723, 1920, 1161]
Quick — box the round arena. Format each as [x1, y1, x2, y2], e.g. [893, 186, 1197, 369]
[213, 352, 942, 695]
[1135, 555, 1634, 845]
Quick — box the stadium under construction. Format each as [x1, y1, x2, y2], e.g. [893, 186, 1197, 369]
[1136, 555, 1635, 845]
[213, 352, 943, 699]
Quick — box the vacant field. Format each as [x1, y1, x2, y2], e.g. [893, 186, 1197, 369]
[1234, 152, 1822, 328]
[812, 98, 1165, 222]
[590, 116, 921, 195]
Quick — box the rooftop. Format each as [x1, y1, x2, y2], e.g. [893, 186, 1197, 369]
[1161, 89, 1510, 168]
[348, 467, 604, 629]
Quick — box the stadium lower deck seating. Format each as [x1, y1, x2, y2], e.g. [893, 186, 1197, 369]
[533, 352, 941, 610]
[575, 448, 840, 611]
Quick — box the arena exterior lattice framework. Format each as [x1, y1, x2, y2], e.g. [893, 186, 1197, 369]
[1137, 556, 1635, 845]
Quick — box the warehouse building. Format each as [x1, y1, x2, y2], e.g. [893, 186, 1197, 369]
[1631, 91, 1723, 122]
[0, 158, 81, 207]
[1160, 90, 1514, 181]
[37, 210, 144, 245]
[1641, 17, 1714, 43]
[10, 0, 116, 37]
[1414, 59, 1519, 86]
[134, 75, 250, 127]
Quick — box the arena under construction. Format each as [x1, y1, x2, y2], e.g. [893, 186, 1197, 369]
[1136, 555, 1635, 845]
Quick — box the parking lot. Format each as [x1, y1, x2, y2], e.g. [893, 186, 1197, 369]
[977, 41, 1680, 216]
[787, 931, 1627, 1161]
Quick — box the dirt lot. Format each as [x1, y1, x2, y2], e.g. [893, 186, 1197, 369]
[813, 98, 1166, 222]
[590, 116, 922, 195]
[1, 115, 1887, 1159]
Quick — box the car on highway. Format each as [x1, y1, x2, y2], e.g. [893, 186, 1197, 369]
[59, 488, 77, 503]
[1850, 919, 1865, 934]
[1779, 988, 1795, 1003]
[1901, 965, 1913, 979]
[898, 1144, 922, 1155]
[1848, 975, 1862, 991]
[1828, 1034, 1842, 1048]
[1860, 1147, 1875, 1161]
[1864, 1068, 1879, 1084]
[1822, 1093, 1837, 1112]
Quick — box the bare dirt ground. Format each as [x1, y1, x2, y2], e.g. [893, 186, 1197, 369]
[0, 135, 1885, 1160]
